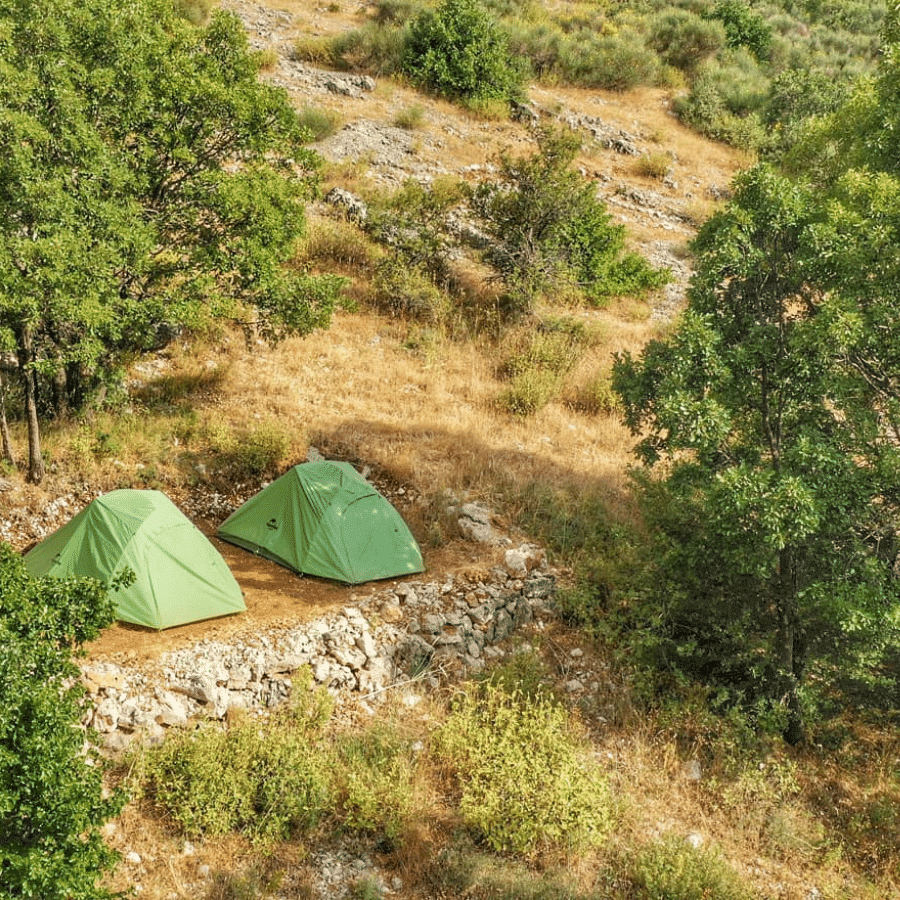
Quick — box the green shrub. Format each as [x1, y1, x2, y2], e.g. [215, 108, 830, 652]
[632, 837, 752, 900]
[372, 258, 451, 324]
[499, 321, 588, 380]
[393, 103, 426, 129]
[496, 370, 561, 416]
[140, 676, 335, 842]
[297, 105, 343, 141]
[174, 0, 213, 25]
[472, 126, 668, 311]
[648, 9, 726, 72]
[435, 682, 613, 853]
[329, 22, 409, 75]
[205, 419, 291, 479]
[634, 151, 671, 179]
[402, 0, 528, 102]
[565, 371, 621, 415]
[707, 0, 772, 60]
[554, 28, 659, 90]
[334, 727, 417, 839]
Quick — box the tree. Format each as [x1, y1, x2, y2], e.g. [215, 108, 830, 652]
[612, 164, 900, 743]
[0, 0, 343, 482]
[402, 0, 527, 104]
[0, 543, 124, 899]
[471, 127, 667, 316]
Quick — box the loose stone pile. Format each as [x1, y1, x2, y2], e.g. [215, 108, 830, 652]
[82, 544, 554, 752]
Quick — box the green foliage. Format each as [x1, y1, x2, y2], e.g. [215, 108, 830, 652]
[372, 258, 452, 324]
[328, 21, 409, 75]
[612, 158, 900, 743]
[435, 680, 613, 853]
[204, 419, 292, 480]
[0, 0, 342, 482]
[0, 544, 123, 899]
[499, 320, 588, 380]
[632, 837, 753, 900]
[393, 103, 426, 129]
[402, 0, 528, 103]
[707, 0, 773, 60]
[140, 674, 335, 842]
[472, 127, 667, 314]
[333, 728, 417, 839]
[296, 105, 343, 141]
[496, 370, 561, 416]
[648, 9, 726, 72]
[633, 151, 672, 179]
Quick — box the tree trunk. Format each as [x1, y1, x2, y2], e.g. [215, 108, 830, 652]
[775, 546, 804, 745]
[15, 325, 45, 484]
[0, 368, 16, 468]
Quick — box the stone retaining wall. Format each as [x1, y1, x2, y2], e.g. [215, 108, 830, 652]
[84, 545, 554, 752]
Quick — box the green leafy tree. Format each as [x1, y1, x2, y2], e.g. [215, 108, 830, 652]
[612, 164, 900, 743]
[0, 0, 343, 483]
[0, 543, 124, 898]
[471, 127, 667, 315]
[707, 0, 772, 61]
[402, 0, 527, 103]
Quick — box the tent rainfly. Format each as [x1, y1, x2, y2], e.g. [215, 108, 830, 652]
[217, 460, 425, 584]
[25, 489, 246, 630]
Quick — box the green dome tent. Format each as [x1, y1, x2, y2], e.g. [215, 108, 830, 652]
[25, 489, 246, 630]
[217, 460, 425, 584]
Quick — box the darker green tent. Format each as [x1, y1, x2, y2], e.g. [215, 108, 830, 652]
[25, 489, 246, 630]
[217, 460, 424, 584]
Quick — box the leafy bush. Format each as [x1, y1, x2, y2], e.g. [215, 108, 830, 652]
[373, 258, 452, 324]
[0, 545, 123, 900]
[472, 127, 668, 312]
[648, 9, 726, 72]
[333, 727, 417, 839]
[707, 0, 772, 60]
[296, 105, 343, 141]
[329, 21, 409, 75]
[140, 674, 335, 842]
[205, 419, 292, 479]
[565, 371, 621, 416]
[393, 103, 426, 129]
[402, 0, 527, 103]
[496, 369, 561, 416]
[634, 151, 672, 179]
[632, 837, 752, 900]
[435, 681, 613, 853]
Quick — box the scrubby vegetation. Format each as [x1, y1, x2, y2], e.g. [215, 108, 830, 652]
[304, 0, 885, 155]
[5, 0, 900, 897]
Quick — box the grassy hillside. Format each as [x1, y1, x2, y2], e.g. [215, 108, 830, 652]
[2, 1, 899, 899]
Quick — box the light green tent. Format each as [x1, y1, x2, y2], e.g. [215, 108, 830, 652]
[217, 460, 425, 584]
[25, 489, 246, 630]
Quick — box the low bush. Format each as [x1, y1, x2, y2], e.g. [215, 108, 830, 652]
[472, 126, 668, 311]
[329, 22, 409, 76]
[297, 105, 343, 141]
[435, 681, 613, 853]
[204, 419, 292, 479]
[393, 103, 426, 129]
[565, 371, 621, 416]
[402, 0, 527, 103]
[333, 727, 418, 840]
[647, 9, 726, 73]
[372, 258, 452, 324]
[499, 320, 588, 381]
[496, 370, 561, 416]
[634, 152, 671, 180]
[631, 837, 752, 900]
[139, 676, 335, 842]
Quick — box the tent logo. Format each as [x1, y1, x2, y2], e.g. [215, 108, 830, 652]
[266, 518, 279, 531]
